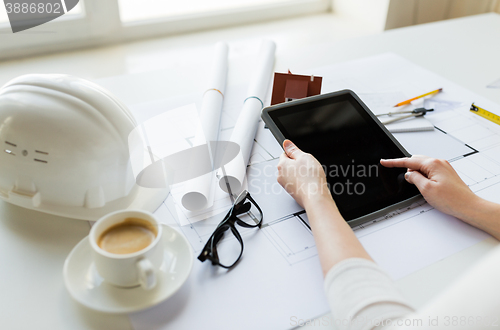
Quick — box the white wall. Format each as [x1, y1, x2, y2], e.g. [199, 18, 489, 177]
[333, 0, 499, 31]
[385, 0, 497, 30]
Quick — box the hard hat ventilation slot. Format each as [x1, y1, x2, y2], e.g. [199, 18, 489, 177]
[4, 149, 15, 156]
[5, 141, 16, 147]
[34, 158, 47, 163]
[35, 150, 49, 155]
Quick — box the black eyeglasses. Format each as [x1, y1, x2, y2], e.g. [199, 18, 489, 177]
[197, 190, 263, 269]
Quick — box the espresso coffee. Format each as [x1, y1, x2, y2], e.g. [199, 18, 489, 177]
[97, 218, 158, 254]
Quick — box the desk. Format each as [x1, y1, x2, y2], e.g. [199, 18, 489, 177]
[0, 12, 499, 330]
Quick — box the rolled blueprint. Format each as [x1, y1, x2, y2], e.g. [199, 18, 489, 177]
[181, 42, 229, 211]
[218, 40, 276, 194]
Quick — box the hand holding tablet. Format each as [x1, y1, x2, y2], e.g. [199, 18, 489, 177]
[262, 90, 422, 227]
[277, 139, 332, 209]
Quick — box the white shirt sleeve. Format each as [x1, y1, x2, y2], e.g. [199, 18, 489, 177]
[388, 244, 500, 330]
[324, 258, 415, 330]
[324, 245, 500, 330]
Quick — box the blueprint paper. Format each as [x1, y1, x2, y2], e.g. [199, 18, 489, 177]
[127, 104, 198, 192]
[128, 53, 500, 330]
[218, 40, 276, 194]
[128, 83, 257, 226]
[181, 42, 228, 211]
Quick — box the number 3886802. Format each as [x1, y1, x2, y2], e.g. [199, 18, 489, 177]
[5, 2, 62, 14]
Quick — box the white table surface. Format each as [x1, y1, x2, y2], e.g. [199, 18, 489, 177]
[0, 12, 499, 330]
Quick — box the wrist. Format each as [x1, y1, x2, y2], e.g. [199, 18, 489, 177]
[459, 196, 500, 240]
[303, 190, 336, 211]
[456, 194, 487, 222]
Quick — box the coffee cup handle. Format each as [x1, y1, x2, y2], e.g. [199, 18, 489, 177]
[137, 258, 157, 290]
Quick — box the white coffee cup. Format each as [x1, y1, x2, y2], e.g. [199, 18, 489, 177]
[89, 209, 164, 290]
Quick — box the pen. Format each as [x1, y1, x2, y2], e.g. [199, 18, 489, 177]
[394, 88, 443, 107]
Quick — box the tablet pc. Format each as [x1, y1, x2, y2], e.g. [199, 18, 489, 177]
[261, 90, 421, 227]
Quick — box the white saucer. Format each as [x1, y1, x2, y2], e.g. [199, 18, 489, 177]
[63, 224, 193, 313]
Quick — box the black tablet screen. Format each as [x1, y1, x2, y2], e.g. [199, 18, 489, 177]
[270, 93, 420, 221]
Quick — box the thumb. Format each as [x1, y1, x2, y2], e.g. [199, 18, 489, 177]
[405, 170, 429, 191]
[283, 140, 304, 159]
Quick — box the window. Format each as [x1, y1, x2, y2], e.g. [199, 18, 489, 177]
[0, 1, 120, 60]
[119, 0, 297, 22]
[0, 6, 8, 23]
[0, 0, 329, 60]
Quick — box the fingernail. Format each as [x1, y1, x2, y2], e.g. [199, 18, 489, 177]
[283, 140, 295, 152]
[380, 159, 386, 162]
[404, 172, 410, 180]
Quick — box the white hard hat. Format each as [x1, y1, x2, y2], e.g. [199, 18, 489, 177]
[0, 74, 168, 220]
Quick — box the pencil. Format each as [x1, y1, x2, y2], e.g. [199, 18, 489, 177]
[394, 88, 443, 107]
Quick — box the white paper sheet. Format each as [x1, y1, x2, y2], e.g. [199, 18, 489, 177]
[181, 42, 228, 211]
[129, 53, 500, 330]
[218, 40, 276, 194]
[384, 116, 434, 133]
[393, 129, 474, 161]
